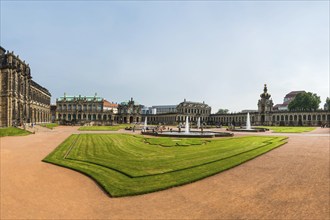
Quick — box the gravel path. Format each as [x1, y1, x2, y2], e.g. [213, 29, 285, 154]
[1, 126, 329, 219]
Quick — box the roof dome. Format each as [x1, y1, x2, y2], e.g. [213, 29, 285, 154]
[260, 84, 271, 99]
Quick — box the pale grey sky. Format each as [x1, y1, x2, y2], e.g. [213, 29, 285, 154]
[1, 1, 329, 113]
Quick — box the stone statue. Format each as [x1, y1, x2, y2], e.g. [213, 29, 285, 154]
[7, 55, 12, 65]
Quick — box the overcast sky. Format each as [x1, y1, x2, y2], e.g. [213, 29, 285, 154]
[1, 1, 329, 113]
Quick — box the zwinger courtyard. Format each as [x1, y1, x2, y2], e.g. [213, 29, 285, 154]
[1, 125, 329, 219]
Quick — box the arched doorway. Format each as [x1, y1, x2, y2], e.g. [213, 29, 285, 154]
[129, 116, 133, 123]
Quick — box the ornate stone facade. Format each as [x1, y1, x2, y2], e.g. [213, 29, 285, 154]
[144, 85, 329, 127]
[257, 84, 274, 125]
[145, 99, 211, 125]
[56, 94, 118, 125]
[0, 47, 51, 127]
[117, 98, 142, 123]
[209, 85, 329, 127]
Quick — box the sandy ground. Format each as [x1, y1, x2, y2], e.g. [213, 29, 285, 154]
[1, 126, 329, 219]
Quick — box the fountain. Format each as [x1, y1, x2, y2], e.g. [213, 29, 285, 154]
[197, 117, 201, 129]
[185, 116, 190, 134]
[246, 112, 251, 130]
[141, 115, 233, 138]
[228, 113, 267, 132]
[144, 117, 147, 130]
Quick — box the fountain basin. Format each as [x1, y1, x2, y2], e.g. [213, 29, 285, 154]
[228, 127, 269, 132]
[141, 130, 233, 138]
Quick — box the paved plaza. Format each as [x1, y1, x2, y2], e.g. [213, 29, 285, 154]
[1, 126, 329, 219]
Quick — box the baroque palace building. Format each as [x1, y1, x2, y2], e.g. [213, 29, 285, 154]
[143, 85, 329, 127]
[56, 93, 119, 125]
[210, 84, 329, 127]
[54, 86, 328, 127]
[144, 99, 212, 125]
[0, 47, 51, 127]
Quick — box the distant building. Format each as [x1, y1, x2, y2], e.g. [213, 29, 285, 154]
[117, 98, 142, 123]
[141, 106, 156, 115]
[210, 85, 329, 127]
[152, 105, 177, 114]
[0, 47, 51, 127]
[103, 99, 118, 114]
[50, 105, 56, 123]
[56, 94, 118, 125]
[241, 110, 258, 113]
[144, 99, 211, 125]
[273, 91, 305, 111]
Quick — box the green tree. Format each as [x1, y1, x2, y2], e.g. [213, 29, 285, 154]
[288, 92, 321, 111]
[217, 109, 229, 114]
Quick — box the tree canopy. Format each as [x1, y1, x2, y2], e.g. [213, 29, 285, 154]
[288, 92, 321, 111]
[216, 109, 229, 114]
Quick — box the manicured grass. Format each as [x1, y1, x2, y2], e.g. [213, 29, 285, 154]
[0, 127, 31, 137]
[259, 126, 315, 133]
[78, 124, 130, 131]
[40, 123, 59, 129]
[43, 134, 287, 197]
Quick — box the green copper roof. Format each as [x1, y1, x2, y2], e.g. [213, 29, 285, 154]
[58, 95, 103, 102]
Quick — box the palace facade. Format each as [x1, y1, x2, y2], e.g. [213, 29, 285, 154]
[56, 94, 119, 125]
[117, 98, 142, 124]
[0, 47, 51, 127]
[143, 85, 330, 127]
[144, 99, 212, 125]
[53, 85, 329, 127]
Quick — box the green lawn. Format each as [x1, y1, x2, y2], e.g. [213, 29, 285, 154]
[43, 134, 287, 197]
[259, 126, 315, 133]
[78, 124, 130, 131]
[40, 123, 59, 129]
[0, 127, 31, 137]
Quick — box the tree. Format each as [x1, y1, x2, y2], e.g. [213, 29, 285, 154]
[288, 92, 321, 111]
[325, 97, 330, 111]
[217, 109, 229, 114]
